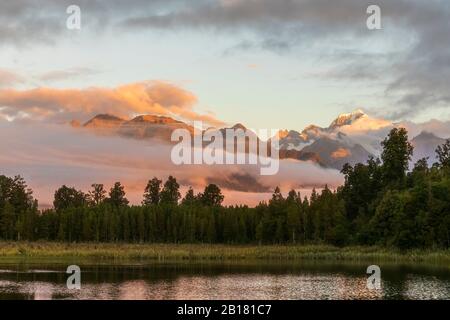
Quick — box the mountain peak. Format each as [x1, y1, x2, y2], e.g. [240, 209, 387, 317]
[413, 131, 439, 140]
[83, 114, 125, 128]
[130, 115, 181, 124]
[91, 114, 124, 121]
[328, 109, 366, 130]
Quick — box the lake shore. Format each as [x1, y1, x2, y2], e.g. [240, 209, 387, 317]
[0, 242, 449, 263]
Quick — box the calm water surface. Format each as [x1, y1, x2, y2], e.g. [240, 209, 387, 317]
[0, 260, 449, 300]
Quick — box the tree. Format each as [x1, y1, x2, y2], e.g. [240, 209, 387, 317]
[143, 177, 162, 205]
[0, 201, 15, 240]
[160, 176, 181, 205]
[181, 187, 197, 205]
[0, 175, 34, 213]
[53, 185, 86, 212]
[88, 184, 106, 205]
[381, 127, 413, 187]
[286, 189, 301, 205]
[408, 158, 429, 187]
[200, 184, 224, 206]
[436, 139, 450, 169]
[107, 182, 129, 207]
[270, 187, 284, 204]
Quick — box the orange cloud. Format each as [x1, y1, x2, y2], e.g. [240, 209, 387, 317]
[0, 81, 224, 127]
[331, 148, 351, 159]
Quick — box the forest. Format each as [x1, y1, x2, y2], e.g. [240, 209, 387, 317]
[0, 128, 449, 249]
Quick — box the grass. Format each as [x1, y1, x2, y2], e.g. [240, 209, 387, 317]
[0, 242, 449, 263]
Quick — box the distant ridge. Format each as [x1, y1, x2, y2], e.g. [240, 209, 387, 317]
[76, 110, 449, 170]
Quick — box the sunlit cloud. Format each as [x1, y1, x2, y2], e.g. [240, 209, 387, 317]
[0, 120, 343, 208]
[0, 81, 224, 127]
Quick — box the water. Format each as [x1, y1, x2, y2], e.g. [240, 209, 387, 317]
[0, 261, 449, 300]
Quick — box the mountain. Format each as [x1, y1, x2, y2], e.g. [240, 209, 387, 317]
[275, 110, 372, 168]
[327, 109, 366, 131]
[118, 115, 193, 142]
[298, 136, 371, 169]
[83, 114, 125, 129]
[78, 110, 449, 171]
[411, 131, 447, 165]
[83, 114, 193, 142]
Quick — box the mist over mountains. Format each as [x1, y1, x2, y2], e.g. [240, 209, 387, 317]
[77, 109, 450, 170]
[1, 108, 449, 208]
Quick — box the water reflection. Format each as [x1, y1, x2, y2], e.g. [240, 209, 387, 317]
[0, 262, 448, 300]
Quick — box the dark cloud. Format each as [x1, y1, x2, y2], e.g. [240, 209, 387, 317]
[206, 172, 271, 193]
[118, 0, 450, 119]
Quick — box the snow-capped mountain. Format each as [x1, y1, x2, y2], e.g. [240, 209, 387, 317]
[78, 110, 449, 171]
[274, 110, 373, 169]
[327, 109, 366, 131]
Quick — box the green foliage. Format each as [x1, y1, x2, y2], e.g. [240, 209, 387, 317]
[107, 182, 129, 207]
[143, 177, 162, 205]
[88, 184, 106, 206]
[181, 187, 197, 205]
[53, 185, 86, 212]
[199, 184, 224, 206]
[0, 175, 37, 241]
[381, 127, 413, 188]
[160, 176, 181, 205]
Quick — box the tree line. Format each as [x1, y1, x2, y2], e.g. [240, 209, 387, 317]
[0, 128, 449, 249]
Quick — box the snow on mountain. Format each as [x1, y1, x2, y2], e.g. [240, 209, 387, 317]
[327, 109, 366, 131]
[78, 110, 449, 171]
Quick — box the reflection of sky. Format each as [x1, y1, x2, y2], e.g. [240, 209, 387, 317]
[1, 271, 449, 300]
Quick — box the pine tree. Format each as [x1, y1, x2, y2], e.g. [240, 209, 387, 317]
[381, 127, 413, 188]
[199, 184, 224, 206]
[143, 177, 162, 205]
[181, 187, 196, 205]
[436, 139, 450, 172]
[160, 176, 181, 205]
[107, 182, 129, 207]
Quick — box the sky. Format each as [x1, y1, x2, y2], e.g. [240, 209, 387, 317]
[1, 0, 449, 130]
[1, 0, 450, 206]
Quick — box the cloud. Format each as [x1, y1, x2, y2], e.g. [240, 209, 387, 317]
[117, 0, 450, 119]
[0, 68, 24, 87]
[331, 148, 351, 159]
[0, 0, 192, 47]
[38, 67, 99, 82]
[2, 0, 449, 121]
[0, 81, 224, 126]
[0, 120, 343, 207]
[335, 111, 450, 155]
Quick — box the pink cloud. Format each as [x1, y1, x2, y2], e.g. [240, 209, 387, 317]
[0, 81, 224, 127]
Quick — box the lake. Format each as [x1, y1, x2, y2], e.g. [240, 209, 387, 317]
[0, 260, 449, 300]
